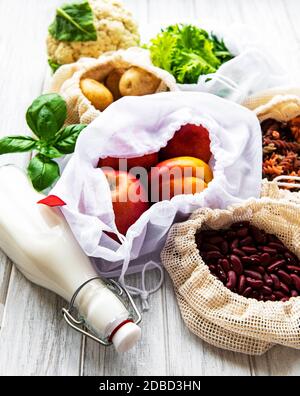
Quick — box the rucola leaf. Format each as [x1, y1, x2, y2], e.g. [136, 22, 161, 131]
[0, 136, 37, 154]
[54, 124, 87, 154]
[26, 93, 67, 141]
[27, 154, 60, 191]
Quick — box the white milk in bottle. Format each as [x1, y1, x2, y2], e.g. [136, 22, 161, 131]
[0, 165, 141, 352]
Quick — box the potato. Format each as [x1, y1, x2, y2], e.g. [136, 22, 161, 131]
[119, 67, 161, 96]
[80, 78, 113, 111]
[105, 68, 126, 100]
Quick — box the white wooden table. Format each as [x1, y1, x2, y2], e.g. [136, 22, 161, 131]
[0, 0, 300, 376]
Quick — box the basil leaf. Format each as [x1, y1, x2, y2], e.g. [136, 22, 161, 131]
[48, 1, 97, 42]
[26, 93, 67, 141]
[54, 124, 87, 154]
[0, 136, 37, 154]
[39, 145, 63, 159]
[27, 155, 60, 191]
[48, 59, 62, 73]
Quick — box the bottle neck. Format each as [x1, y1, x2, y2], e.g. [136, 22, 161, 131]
[76, 278, 130, 338]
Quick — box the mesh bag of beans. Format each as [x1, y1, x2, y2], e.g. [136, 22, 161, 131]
[49, 47, 178, 125]
[161, 197, 300, 355]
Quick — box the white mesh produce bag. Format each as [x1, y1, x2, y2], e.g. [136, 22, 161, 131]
[47, 91, 262, 302]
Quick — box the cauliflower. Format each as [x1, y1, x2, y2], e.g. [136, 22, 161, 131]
[47, 0, 140, 67]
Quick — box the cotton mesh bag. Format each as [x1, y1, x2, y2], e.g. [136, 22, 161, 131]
[243, 86, 300, 188]
[45, 91, 262, 304]
[161, 196, 300, 355]
[49, 47, 179, 125]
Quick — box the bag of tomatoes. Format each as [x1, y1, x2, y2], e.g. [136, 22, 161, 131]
[40, 91, 262, 306]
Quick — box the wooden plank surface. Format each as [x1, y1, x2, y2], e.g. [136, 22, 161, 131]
[0, 0, 300, 376]
[0, 0, 82, 376]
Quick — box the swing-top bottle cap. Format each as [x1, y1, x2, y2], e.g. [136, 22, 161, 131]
[111, 321, 141, 353]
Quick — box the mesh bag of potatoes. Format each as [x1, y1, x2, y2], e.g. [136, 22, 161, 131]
[161, 192, 300, 355]
[49, 47, 178, 125]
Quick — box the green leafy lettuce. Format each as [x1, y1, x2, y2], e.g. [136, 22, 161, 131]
[48, 0, 97, 42]
[148, 24, 234, 84]
[0, 93, 87, 191]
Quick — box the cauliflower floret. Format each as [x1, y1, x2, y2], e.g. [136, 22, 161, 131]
[47, 0, 140, 66]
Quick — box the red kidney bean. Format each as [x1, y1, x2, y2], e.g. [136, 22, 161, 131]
[291, 290, 298, 298]
[251, 254, 260, 259]
[270, 274, 280, 290]
[229, 255, 243, 275]
[273, 291, 286, 299]
[226, 271, 237, 290]
[242, 256, 261, 266]
[240, 236, 254, 246]
[237, 275, 246, 294]
[268, 242, 285, 252]
[242, 287, 252, 297]
[219, 258, 231, 273]
[261, 246, 277, 255]
[246, 278, 263, 289]
[261, 285, 273, 294]
[202, 243, 221, 252]
[244, 270, 263, 280]
[260, 253, 271, 264]
[230, 239, 239, 250]
[208, 264, 217, 274]
[232, 248, 246, 257]
[277, 270, 292, 285]
[241, 256, 254, 265]
[286, 265, 300, 273]
[226, 231, 236, 239]
[217, 265, 227, 282]
[197, 222, 300, 303]
[251, 290, 260, 299]
[263, 273, 273, 287]
[208, 236, 224, 244]
[242, 246, 257, 255]
[206, 251, 223, 260]
[236, 228, 249, 238]
[220, 241, 229, 255]
[290, 274, 300, 291]
[280, 282, 290, 295]
[261, 285, 272, 295]
[250, 226, 266, 244]
[284, 252, 297, 265]
[267, 260, 286, 272]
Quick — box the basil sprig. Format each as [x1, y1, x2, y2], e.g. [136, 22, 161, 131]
[0, 93, 87, 191]
[48, 1, 97, 42]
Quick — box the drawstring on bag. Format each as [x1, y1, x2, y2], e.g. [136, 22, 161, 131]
[116, 233, 164, 311]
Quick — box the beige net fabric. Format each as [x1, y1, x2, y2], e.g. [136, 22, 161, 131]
[161, 197, 300, 355]
[243, 86, 300, 112]
[49, 47, 178, 125]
